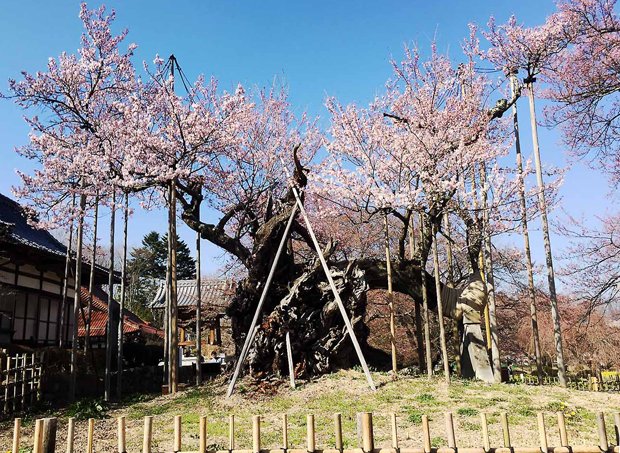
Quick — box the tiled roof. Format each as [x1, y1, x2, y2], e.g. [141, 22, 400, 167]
[0, 193, 67, 257]
[150, 278, 235, 312]
[78, 286, 163, 338]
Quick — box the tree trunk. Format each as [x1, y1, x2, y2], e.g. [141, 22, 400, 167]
[511, 73, 543, 384]
[69, 194, 86, 402]
[526, 80, 567, 387]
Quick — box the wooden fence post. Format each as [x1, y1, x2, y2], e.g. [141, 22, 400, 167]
[118, 416, 127, 453]
[174, 415, 182, 453]
[361, 412, 374, 453]
[87, 418, 95, 453]
[282, 414, 288, 450]
[4, 356, 10, 413]
[445, 412, 457, 449]
[42, 417, 57, 453]
[12, 418, 21, 453]
[200, 416, 207, 453]
[558, 412, 569, 447]
[500, 412, 511, 448]
[334, 413, 343, 452]
[597, 412, 609, 452]
[537, 412, 548, 453]
[229, 415, 235, 451]
[143, 416, 153, 453]
[391, 413, 399, 450]
[253, 415, 261, 453]
[33, 418, 43, 453]
[308, 414, 316, 453]
[66, 417, 75, 453]
[481, 413, 490, 452]
[422, 414, 431, 453]
[614, 412, 620, 447]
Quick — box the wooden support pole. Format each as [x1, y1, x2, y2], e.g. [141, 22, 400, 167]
[500, 413, 511, 448]
[142, 416, 153, 453]
[87, 418, 95, 453]
[422, 415, 431, 453]
[199, 416, 208, 453]
[361, 413, 374, 453]
[42, 418, 57, 453]
[557, 412, 568, 447]
[613, 412, 620, 447]
[445, 413, 457, 449]
[229, 415, 235, 451]
[4, 355, 10, 413]
[286, 332, 296, 389]
[481, 413, 490, 452]
[174, 415, 182, 453]
[432, 223, 451, 384]
[253, 415, 261, 453]
[597, 413, 609, 452]
[391, 413, 399, 450]
[384, 211, 398, 374]
[335, 413, 343, 452]
[33, 419, 43, 453]
[66, 417, 75, 453]
[118, 416, 126, 453]
[12, 418, 21, 453]
[308, 414, 316, 453]
[283, 414, 289, 450]
[538, 413, 548, 453]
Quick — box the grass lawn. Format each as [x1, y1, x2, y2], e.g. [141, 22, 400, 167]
[3, 370, 620, 452]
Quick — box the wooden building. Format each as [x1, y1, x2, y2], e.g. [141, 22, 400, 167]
[0, 193, 108, 349]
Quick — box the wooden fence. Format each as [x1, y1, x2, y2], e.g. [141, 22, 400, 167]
[513, 374, 620, 392]
[1, 351, 43, 415]
[11, 410, 620, 453]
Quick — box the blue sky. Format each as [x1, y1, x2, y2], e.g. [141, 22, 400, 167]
[0, 1, 613, 279]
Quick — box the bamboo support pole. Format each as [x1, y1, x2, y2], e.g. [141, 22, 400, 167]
[253, 415, 261, 453]
[432, 223, 451, 383]
[87, 418, 95, 453]
[481, 413, 490, 452]
[33, 418, 43, 453]
[175, 415, 182, 453]
[445, 413, 457, 449]
[538, 413, 548, 453]
[104, 196, 116, 403]
[391, 413, 399, 450]
[118, 416, 127, 453]
[384, 211, 397, 374]
[200, 416, 208, 453]
[308, 414, 316, 453]
[597, 413, 609, 452]
[229, 415, 235, 450]
[557, 413, 568, 447]
[422, 415, 431, 453]
[143, 416, 153, 453]
[286, 332, 296, 389]
[362, 413, 374, 453]
[500, 413, 511, 448]
[12, 418, 21, 453]
[66, 417, 75, 453]
[283, 414, 289, 450]
[419, 213, 433, 379]
[335, 414, 343, 452]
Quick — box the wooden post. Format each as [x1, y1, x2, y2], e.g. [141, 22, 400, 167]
[33, 419, 43, 453]
[384, 211, 398, 374]
[229, 415, 235, 451]
[69, 194, 86, 402]
[118, 416, 126, 453]
[500, 412, 511, 448]
[307, 414, 316, 453]
[391, 413, 399, 450]
[199, 416, 207, 453]
[85, 199, 99, 355]
[104, 196, 116, 402]
[174, 415, 182, 453]
[335, 413, 343, 452]
[142, 416, 153, 453]
[480, 413, 490, 452]
[41, 418, 57, 453]
[169, 180, 179, 394]
[12, 355, 18, 412]
[30, 353, 36, 405]
[432, 223, 451, 383]
[445, 412, 456, 449]
[283, 414, 289, 450]
[613, 412, 620, 447]
[21, 353, 27, 408]
[286, 332, 296, 389]
[12, 418, 21, 453]
[410, 214, 426, 374]
[4, 355, 10, 413]
[419, 213, 433, 378]
[196, 226, 203, 387]
[117, 195, 129, 400]
[59, 199, 75, 350]
[557, 412, 569, 447]
[597, 412, 609, 452]
[66, 417, 75, 453]
[253, 415, 261, 453]
[422, 414, 431, 453]
[537, 412, 548, 453]
[361, 412, 374, 453]
[87, 418, 95, 453]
